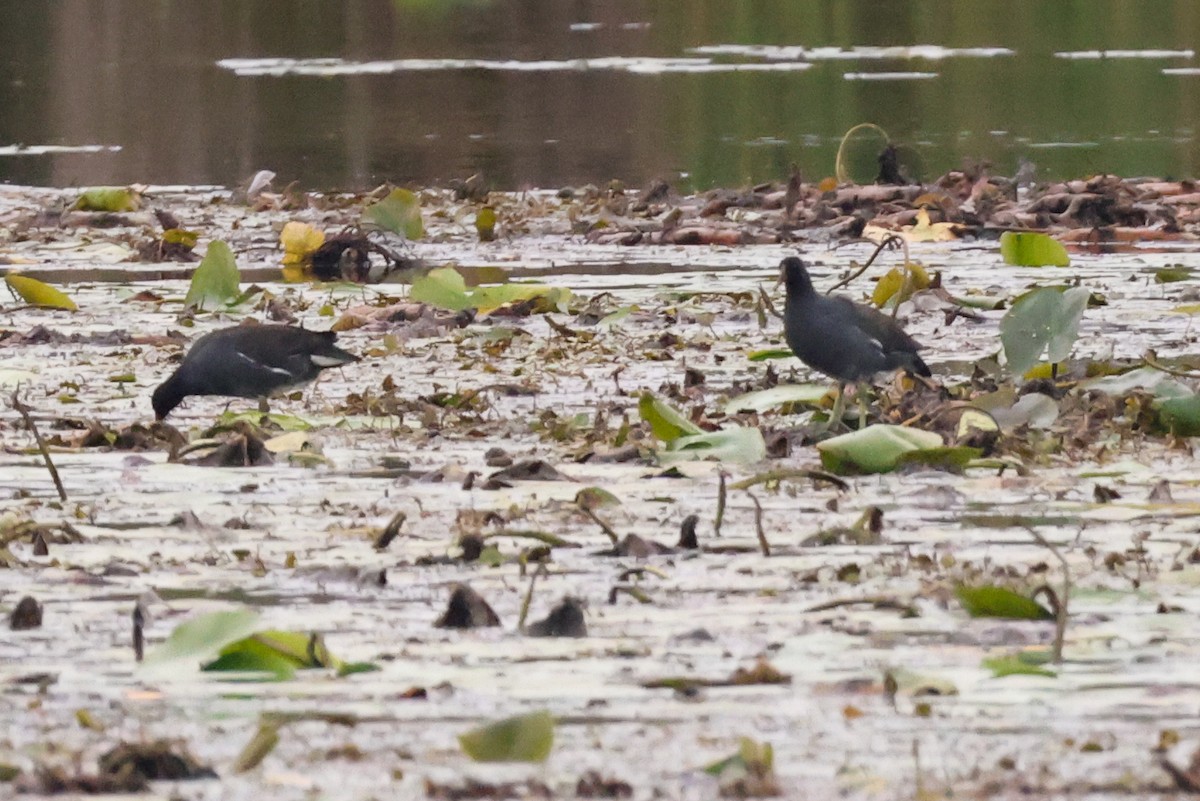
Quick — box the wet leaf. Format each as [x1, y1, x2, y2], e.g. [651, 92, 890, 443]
[72, 186, 140, 212]
[458, 710, 554, 763]
[475, 206, 497, 241]
[279, 221, 325, 265]
[986, 392, 1060, 431]
[1155, 266, 1193, 283]
[999, 285, 1090, 375]
[816, 425, 944, 475]
[575, 487, 620, 510]
[435, 584, 501, 629]
[724, 384, 829, 413]
[162, 228, 199, 248]
[746, 348, 795, 362]
[900, 209, 958, 243]
[410, 267, 471, 311]
[5, 274, 78, 310]
[704, 737, 780, 797]
[1000, 231, 1070, 267]
[983, 651, 1057, 678]
[525, 597, 587, 638]
[364, 188, 424, 239]
[664, 427, 767, 465]
[638, 392, 702, 441]
[183, 240, 241, 310]
[1157, 393, 1200, 437]
[143, 609, 262, 667]
[955, 585, 1053, 620]
[474, 282, 571, 315]
[871, 262, 931, 306]
[895, 445, 982, 471]
[597, 305, 637, 329]
[216, 410, 315, 431]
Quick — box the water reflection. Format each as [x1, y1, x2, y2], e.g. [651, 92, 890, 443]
[1, 0, 1199, 190]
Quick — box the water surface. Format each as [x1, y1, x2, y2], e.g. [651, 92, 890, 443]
[2, 0, 1200, 190]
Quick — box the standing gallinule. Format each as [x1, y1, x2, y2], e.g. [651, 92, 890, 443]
[152, 324, 359, 420]
[780, 256, 930, 428]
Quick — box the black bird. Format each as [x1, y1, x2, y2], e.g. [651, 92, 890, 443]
[152, 324, 359, 420]
[780, 257, 930, 427]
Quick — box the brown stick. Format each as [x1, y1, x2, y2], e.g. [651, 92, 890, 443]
[10, 390, 66, 501]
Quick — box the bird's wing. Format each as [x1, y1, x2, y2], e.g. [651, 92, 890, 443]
[835, 296, 922, 352]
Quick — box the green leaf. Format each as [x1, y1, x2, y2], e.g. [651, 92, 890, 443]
[162, 228, 199, 248]
[458, 710, 554, 763]
[894, 445, 983, 471]
[184, 241, 241, 310]
[410, 267, 471, 311]
[1154, 266, 1193, 283]
[473, 283, 571, 315]
[5, 274, 78, 311]
[638, 393, 702, 442]
[143, 609, 262, 667]
[816, 425, 943, 475]
[982, 652, 1057, 678]
[216, 410, 315, 431]
[664, 427, 767, 465]
[72, 186, 140, 212]
[955, 585, 1053, 620]
[746, 348, 795, 362]
[724, 384, 830, 414]
[203, 630, 347, 680]
[1157, 393, 1200, 437]
[364, 188, 424, 239]
[575, 487, 621, 510]
[999, 286, 1090, 375]
[999, 231, 1070, 267]
[597, 305, 637, 329]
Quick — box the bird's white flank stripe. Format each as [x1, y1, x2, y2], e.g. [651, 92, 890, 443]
[311, 354, 352, 367]
[236, 350, 294, 377]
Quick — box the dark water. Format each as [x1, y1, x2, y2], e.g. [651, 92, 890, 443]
[3, 0, 1200, 191]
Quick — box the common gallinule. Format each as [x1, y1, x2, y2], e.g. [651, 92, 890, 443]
[780, 257, 930, 427]
[152, 324, 359, 420]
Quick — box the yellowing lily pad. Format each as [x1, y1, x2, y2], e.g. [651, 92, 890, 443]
[459, 711, 554, 763]
[1000, 231, 1069, 267]
[5, 274, 77, 310]
[816, 425, 943, 474]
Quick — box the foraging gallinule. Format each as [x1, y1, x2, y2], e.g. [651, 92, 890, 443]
[780, 257, 930, 426]
[152, 324, 359, 420]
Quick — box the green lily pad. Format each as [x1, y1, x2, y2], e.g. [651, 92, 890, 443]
[1157, 393, 1200, 437]
[816, 425, 943, 475]
[664, 426, 767, 465]
[364, 188, 424, 240]
[999, 285, 1090, 375]
[982, 651, 1057, 678]
[5, 274, 77, 311]
[72, 186, 140, 212]
[747, 348, 795, 362]
[459, 710, 554, 763]
[724, 384, 830, 414]
[955, 585, 1053, 620]
[999, 231, 1069, 267]
[638, 392, 702, 441]
[143, 609, 262, 667]
[184, 241, 241, 311]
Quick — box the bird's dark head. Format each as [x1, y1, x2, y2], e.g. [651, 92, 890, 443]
[779, 257, 814, 298]
[151, 375, 182, 421]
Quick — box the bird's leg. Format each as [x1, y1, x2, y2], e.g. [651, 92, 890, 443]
[825, 382, 847, 432]
[856, 382, 869, 429]
[257, 397, 270, 414]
